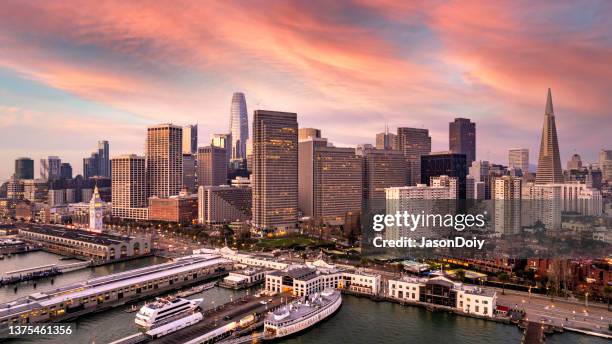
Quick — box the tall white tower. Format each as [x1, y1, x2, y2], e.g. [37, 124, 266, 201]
[89, 185, 104, 232]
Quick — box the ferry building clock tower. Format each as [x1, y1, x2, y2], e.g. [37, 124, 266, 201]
[89, 185, 105, 233]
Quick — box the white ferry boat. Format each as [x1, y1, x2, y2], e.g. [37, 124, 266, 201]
[135, 297, 203, 337]
[264, 289, 341, 338]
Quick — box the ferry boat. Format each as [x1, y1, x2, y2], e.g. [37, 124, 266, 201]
[135, 297, 203, 337]
[175, 281, 215, 297]
[264, 289, 341, 339]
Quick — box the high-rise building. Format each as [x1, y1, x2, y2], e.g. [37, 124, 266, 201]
[230, 92, 249, 161]
[83, 152, 99, 178]
[23, 179, 48, 203]
[535, 89, 563, 184]
[7, 175, 24, 200]
[15, 157, 34, 179]
[211, 133, 232, 167]
[599, 149, 612, 181]
[566, 154, 582, 171]
[493, 176, 522, 235]
[198, 185, 252, 224]
[397, 127, 431, 185]
[299, 139, 362, 225]
[359, 148, 407, 201]
[197, 146, 227, 187]
[252, 110, 298, 232]
[60, 163, 72, 179]
[111, 154, 148, 220]
[449, 118, 476, 165]
[98, 140, 110, 178]
[508, 148, 529, 174]
[421, 152, 467, 199]
[40, 156, 61, 181]
[376, 125, 397, 150]
[298, 128, 321, 141]
[182, 153, 197, 193]
[430, 175, 458, 199]
[183, 124, 198, 154]
[146, 124, 183, 199]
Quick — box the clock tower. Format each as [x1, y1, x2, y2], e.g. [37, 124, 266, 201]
[89, 185, 105, 233]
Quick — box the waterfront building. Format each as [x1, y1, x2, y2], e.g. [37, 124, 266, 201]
[220, 268, 266, 289]
[535, 89, 564, 184]
[338, 269, 382, 295]
[40, 156, 61, 181]
[421, 152, 468, 199]
[397, 127, 431, 185]
[182, 153, 197, 192]
[197, 146, 227, 187]
[388, 276, 496, 318]
[211, 133, 232, 167]
[15, 157, 34, 179]
[148, 192, 198, 224]
[508, 148, 529, 174]
[359, 148, 406, 201]
[195, 247, 289, 270]
[252, 110, 298, 233]
[0, 254, 230, 326]
[449, 118, 476, 165]
[230, 92, 249, 162]
[111, 155, 148, 220]
[299, 136, 362, 225]
[376, 125, 397, 150]
[88, 186, 105, 232]
[183, 124, 198, 154]
[197, 185, 251, 224]
[146, 124, 183, 199]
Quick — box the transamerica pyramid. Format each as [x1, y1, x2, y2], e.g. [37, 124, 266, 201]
[535, 88, 564, 184]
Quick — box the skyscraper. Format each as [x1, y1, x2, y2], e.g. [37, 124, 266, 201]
[14, 157, 34, 179]
[566, 154, 582, 170]
[397, 127, 431, 185]
[508, 148, 529, 173]
[598, 149, 612, 182]
[298, 128, 321, 141]
[40, 156, 61, 181]
[183, 124, 198, 154]
[252, 110, 298, 232]
[421, 152, 467, 199]
[449, 118, 476, 165]
[83, 152, 99, 178]
[359, 147, 407, 201]
[211, 133, 232, 167]
[60, 163, 72, 179]
[111, 154, 148, 220]
[376, 125, 397, 150]
[98, 140, 110, 177]
[182, 153, 197, 192]
[197, 146, 227, 187]
[146, 124, 183, 199]
[230, 92, 249, 162]
[535, 88, 563, 184]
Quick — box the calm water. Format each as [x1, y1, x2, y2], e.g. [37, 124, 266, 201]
[1, 252, 607, 344]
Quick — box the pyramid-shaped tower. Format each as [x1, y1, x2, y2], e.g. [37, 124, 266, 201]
[535, 88, 564, 184]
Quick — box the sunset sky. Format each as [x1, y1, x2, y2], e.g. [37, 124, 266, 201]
[1, 1, 611, 180]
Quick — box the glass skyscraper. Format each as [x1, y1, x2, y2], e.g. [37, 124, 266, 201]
[229, 92, 249, 162]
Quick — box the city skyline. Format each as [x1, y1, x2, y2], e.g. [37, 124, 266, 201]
[1, 1, 611, 180]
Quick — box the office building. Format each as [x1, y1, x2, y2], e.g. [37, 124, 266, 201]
[566, 154, 582, 171]
[535, 89, 563, 184]
[182, 124, 198, 155]
[299, 139, 362, 225]
[83, 152, 99, 178]
[40, 156, 61, 181]
[230, 92, 249, 161]
[493, 176, 522, 235]
[252, 110, 298, 232]
[7, 175, 24, 200]
[182, 153, 197, 192]
[198, 185, 252, 224]
[111, 155, 148, 220]
[449, 118, 476, 165]
[211, 133, 232, 166]
[298, 128, 321, 141]
[197, 146, 227, 186]
[359, 148, 406, 201]
[148, 193, 198, 224]
[23, 179, 48, 203]
[431, 175, 458, 199]
[146, 124, 183, 199]
[599, 149, 612, 181]
[508, 148, 529, 174]
[421, 152, 467, 199]
[376, 125, 397, 150]
[60, 163, 72, 180]
[397, 127, 431, 185]
[98, 140, 110, 178]
[15, 157, 34, 179]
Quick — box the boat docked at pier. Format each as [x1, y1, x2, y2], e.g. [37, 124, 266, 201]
[135, 297, 203, 337]
[264, 289, 341, 339]
[176, 282, 215, 297]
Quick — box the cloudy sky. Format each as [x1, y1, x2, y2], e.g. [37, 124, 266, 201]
[0, 0, 611, 180]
